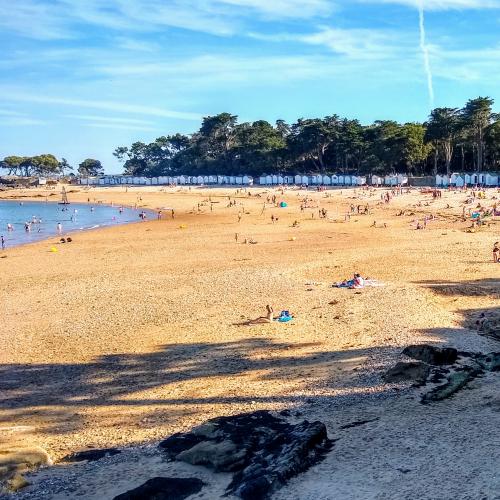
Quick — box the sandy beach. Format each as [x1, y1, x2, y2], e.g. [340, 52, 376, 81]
[1, 184, 499, 499]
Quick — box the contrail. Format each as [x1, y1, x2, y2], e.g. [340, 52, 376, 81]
[418, 1, 434, 108]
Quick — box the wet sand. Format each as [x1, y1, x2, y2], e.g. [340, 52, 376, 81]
[1, 185, 499, 498]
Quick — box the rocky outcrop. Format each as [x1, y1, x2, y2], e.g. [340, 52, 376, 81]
[159, 410, 332, 499]
[61, 448, 121, 463]
[113, 477, 205, 500]
[402, 345, 458, 365]
[421, 366, 482, 404]
[388, 344, 500, 404]
[0, 447, 52, 493]
[383, 361, 431, 383]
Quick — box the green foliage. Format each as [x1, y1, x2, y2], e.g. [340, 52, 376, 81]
[78, 158, 104, 176]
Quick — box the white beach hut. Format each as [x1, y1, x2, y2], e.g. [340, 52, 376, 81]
[151, 177, 158, 185]
[455, 175, 465, 187]
[337, 175, 344, 185]
[235, 176, 242, 184]
[397, 174, 408, 185]
[331, 174, 338, 185]
[344, 175, 352, 186]
[295, 175, 302, 185]
[323, 175, 331, 185]
[264, 175, 271, 185]
[485, 173, 499, 186]
[242, 175, 251, 185]
[301, 175, 309, 185]
[277, 175, 284, 185]
[271, 175, 278, 185]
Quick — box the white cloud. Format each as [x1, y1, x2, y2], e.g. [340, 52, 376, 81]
[0, 0, 333, 41]
[2, 92, 201, 121]
[84, 122, 159, 132]
[65, 114, 155, 125]
[362, 0, 500, 9]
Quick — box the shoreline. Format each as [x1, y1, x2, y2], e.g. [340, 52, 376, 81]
[0, 198, 156, 250]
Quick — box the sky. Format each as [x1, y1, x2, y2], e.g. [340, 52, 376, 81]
[1, 0, 499, 173]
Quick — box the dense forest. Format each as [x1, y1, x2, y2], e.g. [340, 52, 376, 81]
[113, 97, 500, 178]
[2, 97, 499, 178]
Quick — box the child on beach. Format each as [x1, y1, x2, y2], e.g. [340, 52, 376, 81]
[493, 242, 500, 263]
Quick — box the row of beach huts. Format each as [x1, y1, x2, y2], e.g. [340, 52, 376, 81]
[436, 173, 499, 187]
[78, 173, 408, 187]
[78, 172, 500, 187]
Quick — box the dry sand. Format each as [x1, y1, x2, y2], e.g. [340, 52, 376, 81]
[0, 184, 499, 498]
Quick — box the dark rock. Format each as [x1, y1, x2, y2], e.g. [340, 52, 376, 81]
[159, 410, 332, 499]
[421, 366, 481, 404]
[61, 448, 121, 463]
[403, 344, 458, 365]
[429, 367, 449, 383]
[112, 477, 205, 500]
[473, 352, 500, 372]
[383, 361, 431, 383]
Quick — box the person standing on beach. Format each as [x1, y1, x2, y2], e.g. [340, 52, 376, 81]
[57, 222, 62, 235]
[1, 235, 5, 250]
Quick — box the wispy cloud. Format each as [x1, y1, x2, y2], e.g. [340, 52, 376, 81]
[83, 122, 159, 132]
[2, 92, 201, 121]
[252, 27, 406, 60]
[64, 114, 155, 125]
[0, 0, 333, 41]
[66, 113, 159, 131]
[363, 0, 500, 9]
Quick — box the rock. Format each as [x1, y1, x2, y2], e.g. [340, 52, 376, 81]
[159, 410, 332, 499]
[383, 361, 431, 383]
[0, 447, 51, 494]
[176, 440, 247, 472]
[61, 448, 121, 463]
[421, 366, 481, 404]
[113, 477, 205, 500]
[7, 473, 30, 492]
[403, 344, 458, 365]
[473, 352, 500, 372]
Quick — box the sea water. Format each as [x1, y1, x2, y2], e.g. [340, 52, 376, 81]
[0, 200, 149, 248]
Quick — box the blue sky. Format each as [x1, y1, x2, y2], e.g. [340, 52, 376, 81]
[1, 0, 499, 173]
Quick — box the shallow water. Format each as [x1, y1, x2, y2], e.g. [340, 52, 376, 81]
[0, 200, 150, 248]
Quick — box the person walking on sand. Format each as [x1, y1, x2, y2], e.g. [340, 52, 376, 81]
[235, 233, 239, 243]
[171, 209, 175, 219]
[238, 213, 242, 223]
[57, 222, 62, 235]
[1, 235, 5, 250]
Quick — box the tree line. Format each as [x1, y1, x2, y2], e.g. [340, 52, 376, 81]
[2, 97, 498, 179]
[113, 97, 499, 178]
[0, 156, 104, 177]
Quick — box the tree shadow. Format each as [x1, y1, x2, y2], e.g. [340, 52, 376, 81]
[415, 278, 500, 298]
[0, 338, 398, 437]
[414, 278, 499, 346]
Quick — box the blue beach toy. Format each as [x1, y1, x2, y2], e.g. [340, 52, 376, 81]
[280, 202, 288, 208]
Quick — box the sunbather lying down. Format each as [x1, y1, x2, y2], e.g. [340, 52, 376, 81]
[333, 274, 384, 289]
